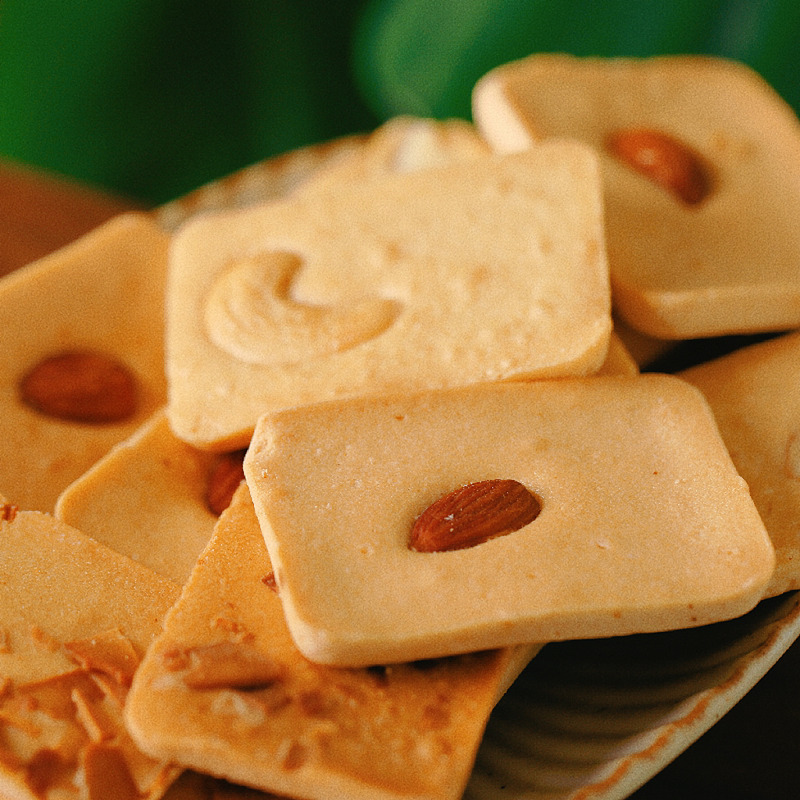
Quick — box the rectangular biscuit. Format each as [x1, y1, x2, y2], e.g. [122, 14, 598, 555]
[244, 375, 775, 666]
[166, 141, 611, 450]
[125, 484, 539, 800]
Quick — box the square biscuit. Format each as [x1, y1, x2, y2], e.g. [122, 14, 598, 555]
[125, 484, 539, 800]
[473, 54, 800, 339]
[681, 330, 800, 597]
[243, 375, 775, 667]
[0, 213, 169, 512]
[166, 142, 611, 450]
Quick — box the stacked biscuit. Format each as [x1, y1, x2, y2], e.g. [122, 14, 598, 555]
[0, 56, 798, 800]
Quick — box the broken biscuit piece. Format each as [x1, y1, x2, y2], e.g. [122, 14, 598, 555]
[167, 141, 611, 450]
[55, 410, 221, 584]
[473, 54, 800, 339]
[0, 501, 181, 799]
[244, 375, 775, 667]
[125, 484, 539, 800]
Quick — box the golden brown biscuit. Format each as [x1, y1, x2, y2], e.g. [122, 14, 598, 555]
[680, 330, 800, 597]
[473, 54, 800, 339]
[54, 410, 222, 584]
[0, 213, 169, 512]
[167, 142, 611, 450]
[0, 501, 181, 799]
[125, 484, 539, 800]
[244, 375, 774, 666]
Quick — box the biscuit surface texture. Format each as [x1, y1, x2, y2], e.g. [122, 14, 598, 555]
[167, 143, 611, 449]
[244, 375, 775, 666]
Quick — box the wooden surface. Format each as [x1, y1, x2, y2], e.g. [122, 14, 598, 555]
[2, 160, 799, 799]
[0, 159, 136, 277]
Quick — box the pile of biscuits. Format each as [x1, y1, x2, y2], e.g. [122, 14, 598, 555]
[1, 54, 800, 800]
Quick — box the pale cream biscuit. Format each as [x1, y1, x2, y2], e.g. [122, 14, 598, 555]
[54, 410, 222, 584]
[0, 213, 169, 512]
[243, 375, 775, 667]
[167, 142, 611, 450]
[473, 54, 800, 339]
[0, 501, 181, 799]
[680, 330, 800, 597]
[125, 483, 540, 800]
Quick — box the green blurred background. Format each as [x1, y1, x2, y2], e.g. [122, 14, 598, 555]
[1, 0, 798, 206]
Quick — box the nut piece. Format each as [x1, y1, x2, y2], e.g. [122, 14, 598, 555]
[64, 629, 141, 687]
[0, 502, 18, 523]
[19, 350, 138, 423]
[206, 450, 247, 515]
[605, 128, 712, 205]
[163, 641, 283, 690]
[410, 479, 541, 553]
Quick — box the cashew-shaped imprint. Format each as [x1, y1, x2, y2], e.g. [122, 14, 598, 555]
[204, 251, 402, 365]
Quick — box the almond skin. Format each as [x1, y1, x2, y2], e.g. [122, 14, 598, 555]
[206, 449, 247, 515]
[19, 350, 138, 423]
[606, 128, 712, 205]
[409, 479, 541, 553]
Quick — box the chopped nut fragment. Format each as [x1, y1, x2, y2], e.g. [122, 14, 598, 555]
[277, 738, 308, 771]
[81, 742, 140, 800]
[71, 687, 115, 743]
[165, 641, 284, 690]
[261, 571, 279, 593]
[0, 706, 43, 737]
[24, 748, 63, 796]
[64, 628, 140, 686]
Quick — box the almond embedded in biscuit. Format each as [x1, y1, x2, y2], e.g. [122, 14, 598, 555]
[473, 54, 800, 338]
[244, 375, 775, 667]
[0, 213, 168, 512]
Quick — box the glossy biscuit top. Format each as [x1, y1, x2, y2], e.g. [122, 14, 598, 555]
[244, 375, 775, 667]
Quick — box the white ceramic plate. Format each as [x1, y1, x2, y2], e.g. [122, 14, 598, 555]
[467, 590, 800, 800]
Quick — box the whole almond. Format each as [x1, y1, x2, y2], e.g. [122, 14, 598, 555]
[19, 350, 138, 423]
[606, 127, 712, 205]
[409, 478, 541, 553]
